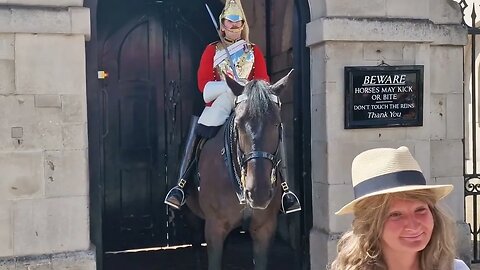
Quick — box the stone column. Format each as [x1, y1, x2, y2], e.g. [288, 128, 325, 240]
[306, 0, 468, 268]
[0, 1, 95, 269]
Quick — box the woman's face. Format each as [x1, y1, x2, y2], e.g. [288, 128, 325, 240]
[222, 19, 243, 41]
[381, 198, 434, 256]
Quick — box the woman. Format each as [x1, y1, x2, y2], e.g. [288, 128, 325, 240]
[331, 146, 469, 270]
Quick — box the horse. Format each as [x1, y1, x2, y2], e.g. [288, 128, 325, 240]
[185, 71, 292, 270]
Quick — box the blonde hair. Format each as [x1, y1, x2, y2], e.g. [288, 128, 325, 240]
[330, 190, 456, 270]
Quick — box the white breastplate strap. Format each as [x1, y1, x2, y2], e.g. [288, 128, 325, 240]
[213, 40, 248, 67]
[235, 94, 281, 106]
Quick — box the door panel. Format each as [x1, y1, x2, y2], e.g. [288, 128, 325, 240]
[102, 17, 166, 251]
[100, 4, 203, 251]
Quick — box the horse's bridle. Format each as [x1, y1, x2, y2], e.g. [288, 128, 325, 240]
[233, 93, 282, 187]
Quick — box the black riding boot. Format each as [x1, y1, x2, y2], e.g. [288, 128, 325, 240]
[164, 116, 200, 210]
[278, 140, 301, 214]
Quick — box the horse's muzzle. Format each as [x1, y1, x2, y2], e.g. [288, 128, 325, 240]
[245, 188, 274, 209]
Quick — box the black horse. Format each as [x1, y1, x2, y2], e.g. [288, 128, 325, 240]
[186, 71, 293, 270]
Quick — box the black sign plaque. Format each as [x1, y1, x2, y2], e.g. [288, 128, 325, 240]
[344, 65, 424, 129]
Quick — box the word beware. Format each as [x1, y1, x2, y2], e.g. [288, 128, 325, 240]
[363, 74, 406, 85]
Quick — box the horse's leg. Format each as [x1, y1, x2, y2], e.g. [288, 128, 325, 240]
[205, 220, 228, 270]
[249, 219, 277, 270]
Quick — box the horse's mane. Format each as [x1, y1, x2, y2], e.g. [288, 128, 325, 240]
[242, 80, 275, 119]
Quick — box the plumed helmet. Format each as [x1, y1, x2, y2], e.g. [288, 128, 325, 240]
[219, 0, 250, 41]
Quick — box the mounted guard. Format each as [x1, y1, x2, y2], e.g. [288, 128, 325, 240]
[164, 0, 301, 214]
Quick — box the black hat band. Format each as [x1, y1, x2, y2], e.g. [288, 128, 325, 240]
[353, 170, 426, 199]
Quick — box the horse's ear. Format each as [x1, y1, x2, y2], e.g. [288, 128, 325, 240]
[225, 74, 244, 96]
[270, 69, 294, 95]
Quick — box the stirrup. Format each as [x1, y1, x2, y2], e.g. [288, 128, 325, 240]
[280, 191, 302, 214]
[164, 185, 186, 210]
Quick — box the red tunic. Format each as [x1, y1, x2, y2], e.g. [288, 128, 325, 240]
[197, 42, 270, 106]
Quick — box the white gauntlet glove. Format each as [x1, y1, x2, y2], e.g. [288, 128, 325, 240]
[203, 81, 231, 103]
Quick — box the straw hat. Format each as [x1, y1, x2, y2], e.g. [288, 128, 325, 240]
[335, 146, 453, 215]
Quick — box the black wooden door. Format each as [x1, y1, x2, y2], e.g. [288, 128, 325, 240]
[100, 4, 202, 251]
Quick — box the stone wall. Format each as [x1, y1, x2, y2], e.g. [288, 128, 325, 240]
[0, 1, 94, 269]
[306, 0, 469, 268]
